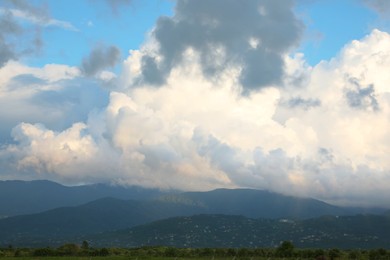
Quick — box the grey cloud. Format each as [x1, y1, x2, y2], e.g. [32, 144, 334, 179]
[283, 96, 321, 110]
[194, 131, 271, 189]
[0, 37, 14, 67]
[362, 0, 390, 18]
[0, 9, 20, 66]
[139, 55, 165, 85]
[8, 0, 49, 19]
[81, 45, 121, 76]
[345, 78, 379, 111]
[139, 0, 303, 91]
[0, 0, 50, 66]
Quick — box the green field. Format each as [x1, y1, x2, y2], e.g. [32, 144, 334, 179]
[0, 258, 301, 260]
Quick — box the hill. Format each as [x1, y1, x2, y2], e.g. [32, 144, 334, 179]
[0, 180, 164, 217]
[0, 197, 205, 247]
[159, 189, 355, 219]
[89, 214, 390, 249]
[0, 188, 386, 247]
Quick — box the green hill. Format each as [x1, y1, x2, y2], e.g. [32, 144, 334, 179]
[89, 214, 390, 249]
[0, 180, 164, 217]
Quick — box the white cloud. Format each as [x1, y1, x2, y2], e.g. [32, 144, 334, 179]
[1, 29, 390, 207]
[0, 61, 107, 143]
[4, 8, 79, 31]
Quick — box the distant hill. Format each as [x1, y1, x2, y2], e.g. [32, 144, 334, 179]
[0, 197, 205, 247]
[0, 180, 164, 217]
[89, 214, 390, 249]
[158, 189, 353, 219]
[0, 187, 387, 247]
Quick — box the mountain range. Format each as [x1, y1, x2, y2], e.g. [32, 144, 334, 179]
[0, 180, 163, 217]
[0, 180, 388, 248]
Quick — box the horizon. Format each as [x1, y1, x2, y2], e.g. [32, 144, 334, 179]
[1, 0, 390, 208]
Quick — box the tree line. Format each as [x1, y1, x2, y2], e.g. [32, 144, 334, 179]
[1, 241, 390, 259]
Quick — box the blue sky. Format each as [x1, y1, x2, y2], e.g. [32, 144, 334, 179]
[1, 0, 390, 207]
[18, 0, 385, 67]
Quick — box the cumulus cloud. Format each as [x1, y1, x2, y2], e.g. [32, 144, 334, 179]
[81, 45, 121, 77]
[0, 61, 108, 143]
[2, 0, 390, 208]
[2, 29, 390, 207]
[135, 0, 303, 92]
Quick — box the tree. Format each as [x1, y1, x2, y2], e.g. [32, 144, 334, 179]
[81, 240, 89, 250]
[276, 241, 294, 257]
[328, 248, 341, 260]
[57, 243, 80, 256]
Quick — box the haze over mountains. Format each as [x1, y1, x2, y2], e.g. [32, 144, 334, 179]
[0, 180, 163, 217]
[0, 180, 389, 248]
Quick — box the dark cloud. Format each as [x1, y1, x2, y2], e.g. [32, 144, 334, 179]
[139, 0, 303, 91]
[284, 96, 321, 110]
[345, 78, 379, 111]
[81, 45, 121, 76]
[139, 55, 165, 85]
[0, 37, 15, 67]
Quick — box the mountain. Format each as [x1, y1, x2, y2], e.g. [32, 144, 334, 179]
[0, 197, 205, 247]
[89, 214, 390, 249]
[0, 180, 164, 217]
[0, 187, 386, 247]
[158, 189, 368, 219]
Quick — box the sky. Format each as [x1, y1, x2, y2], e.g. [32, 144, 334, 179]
[1, 0, 390, 207]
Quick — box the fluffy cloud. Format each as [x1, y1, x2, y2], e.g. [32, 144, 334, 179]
[2, 29, 390, 207]
[1, 0, 390, 208]
[0, 61, 108, 143]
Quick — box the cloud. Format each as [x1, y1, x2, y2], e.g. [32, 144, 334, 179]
[362, 0, 390, 18]
[281, 96, 321, 110]
[3, 29, 390, 207]
[345, 78, 379, 111]
[0, 0, 78, 66]
[81, 45, 121, 77]
[136, 0, 303, 92]
[0, 61, 108, 143]
[2, 0, 390, 208]
[0, 37, 15, 67]
[0, 8, 20, 66]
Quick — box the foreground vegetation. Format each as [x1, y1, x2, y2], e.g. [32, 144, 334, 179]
[1, 241, 390, 260]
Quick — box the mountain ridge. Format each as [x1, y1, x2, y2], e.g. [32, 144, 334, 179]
[0, 179, 165, 217]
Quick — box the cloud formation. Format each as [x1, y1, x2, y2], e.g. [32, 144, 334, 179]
[81, 45, 121, 77]
[0, 0, 78, 67]
[136, 0, 303, 92]
[0, 62, 108, 143]
[2, 29, 390, 207]
[1, 0, 390, 208]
